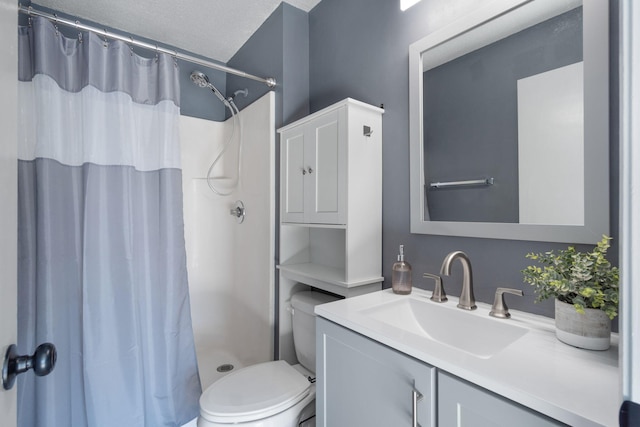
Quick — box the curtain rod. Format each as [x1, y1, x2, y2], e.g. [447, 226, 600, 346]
[18, 4, 277, 88]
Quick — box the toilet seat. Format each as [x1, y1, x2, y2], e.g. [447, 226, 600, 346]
[199, 360, 311, 424]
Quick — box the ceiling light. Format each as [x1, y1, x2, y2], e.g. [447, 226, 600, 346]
[401, 0, 422, 11]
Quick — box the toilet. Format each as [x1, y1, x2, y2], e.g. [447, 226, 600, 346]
[197, 291, 339, 427]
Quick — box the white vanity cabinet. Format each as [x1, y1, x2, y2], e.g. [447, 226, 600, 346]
[315, 289, 619, 426]
[317, 318, 565, 427]
[316, 318, 436, 427]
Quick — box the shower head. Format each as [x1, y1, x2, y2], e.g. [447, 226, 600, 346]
[190, 71, 211, 88]
[190, 70, 228, 105]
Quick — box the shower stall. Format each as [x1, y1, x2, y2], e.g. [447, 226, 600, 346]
[10, 6, 277, 426]
[180, 91, 276, 389]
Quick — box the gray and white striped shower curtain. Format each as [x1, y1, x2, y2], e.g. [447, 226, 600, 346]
[17, 17, 201, 426]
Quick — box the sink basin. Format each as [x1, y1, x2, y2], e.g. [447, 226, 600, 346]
[360, 297, 528, 359]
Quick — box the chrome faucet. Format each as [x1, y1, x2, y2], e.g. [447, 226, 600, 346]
[440, 251, 477, 310]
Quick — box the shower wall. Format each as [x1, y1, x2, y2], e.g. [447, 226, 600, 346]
[180, 92, 276, 388]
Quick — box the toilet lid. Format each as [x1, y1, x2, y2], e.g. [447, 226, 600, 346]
[200, 360, 311, 424]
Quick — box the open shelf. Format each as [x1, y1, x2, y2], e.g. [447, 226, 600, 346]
[281, 222, 347, 230]
[278, 263, 383, 289]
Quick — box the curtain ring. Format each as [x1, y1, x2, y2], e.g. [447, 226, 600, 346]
[75, 21, 82, 43]
[103, 29, 108, 48]
[25, 5, 32, 27]
[129, 37, 134, 56]
[155, 44, 159, 63]
[53, 13, 59, 36]
[173, 50, 178, 67]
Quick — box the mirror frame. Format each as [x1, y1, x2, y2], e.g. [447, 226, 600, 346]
[409, 0, 609, 243]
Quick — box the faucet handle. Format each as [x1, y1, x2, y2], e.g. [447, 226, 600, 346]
[423, 273, 447, 303]
[490, 288, 523, 319]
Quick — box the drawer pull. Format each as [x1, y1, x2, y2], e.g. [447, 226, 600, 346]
[412, 388, 423, 427]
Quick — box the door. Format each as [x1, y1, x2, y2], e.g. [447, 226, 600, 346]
[280, 128, 306, 223]
[620, 0, 640, 423]
[304, 109, 345, 225]
[0, 0, 18, 426]
[316, 318, 435, 427]
[438, 372, 563, 427]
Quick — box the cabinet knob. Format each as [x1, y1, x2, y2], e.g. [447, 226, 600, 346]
[302, 168, 307, 175]
[307, 167, 313, 174]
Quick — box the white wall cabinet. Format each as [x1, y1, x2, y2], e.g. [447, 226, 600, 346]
[317, 319, 565, 427]
[279, 98, 382, 228]
[277, 98, 383, 289]
[277, 98, 383, 362]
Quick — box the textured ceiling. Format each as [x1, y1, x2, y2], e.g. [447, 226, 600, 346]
[32, 0, 322, 63]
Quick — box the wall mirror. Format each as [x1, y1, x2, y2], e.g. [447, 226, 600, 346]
[409, 0, 609, 243]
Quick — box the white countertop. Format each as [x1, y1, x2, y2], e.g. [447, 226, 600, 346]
[315, 288, 620, 427]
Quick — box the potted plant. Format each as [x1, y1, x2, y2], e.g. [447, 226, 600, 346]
[522, 235, 619, 350]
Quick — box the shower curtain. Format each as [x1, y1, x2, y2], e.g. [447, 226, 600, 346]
[17, 17, 201, 426]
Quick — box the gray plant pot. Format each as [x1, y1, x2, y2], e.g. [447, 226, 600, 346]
[555, 299, 611, 350]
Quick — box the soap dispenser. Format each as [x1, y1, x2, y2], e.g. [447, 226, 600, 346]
[392, 245, 413, 295]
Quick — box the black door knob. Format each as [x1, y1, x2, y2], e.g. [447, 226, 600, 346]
[2, 343, 57, 390]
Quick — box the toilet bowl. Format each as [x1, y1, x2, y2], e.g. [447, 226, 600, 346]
[197, 291, 339, 427]
[197, 361, 315, 427]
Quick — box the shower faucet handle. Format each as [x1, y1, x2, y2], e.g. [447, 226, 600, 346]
[229, 200, 245, 224]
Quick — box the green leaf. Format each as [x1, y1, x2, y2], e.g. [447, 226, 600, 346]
[522, 235, 618, 318]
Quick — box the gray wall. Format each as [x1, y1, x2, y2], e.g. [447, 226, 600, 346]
[308, 0, 619, 320]
[228, 3, 310, 128]
[227, 3, 311, 355]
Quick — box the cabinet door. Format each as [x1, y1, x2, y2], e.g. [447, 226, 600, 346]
[281, 128, 306, 223]
[304, 109, 346, 224]
[317, 318, 435, 427]
[438, 372, 565, 427]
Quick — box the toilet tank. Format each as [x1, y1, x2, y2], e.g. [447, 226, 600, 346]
[290, 291, 340, 373]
